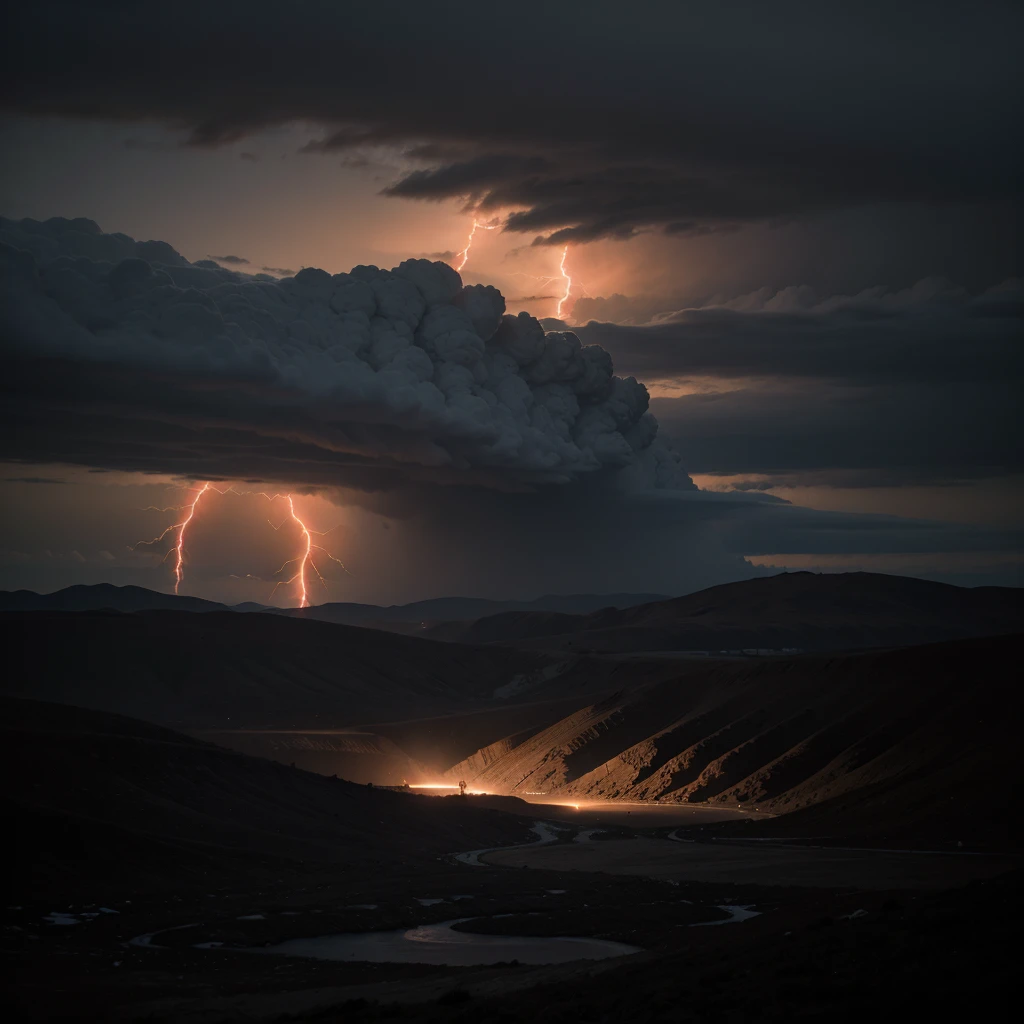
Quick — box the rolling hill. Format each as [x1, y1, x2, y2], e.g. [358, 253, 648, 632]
[0, 608, 563, 729]
[0, 607, 687, 780]
[425, 571, 1024, 653]
[5, 576, 1020, 846]
[2, 697, 535, 900]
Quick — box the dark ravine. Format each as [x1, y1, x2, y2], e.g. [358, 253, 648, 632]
[3, 641, 1019, 1022]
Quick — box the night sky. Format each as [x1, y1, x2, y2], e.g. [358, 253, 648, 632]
[1, 1, 1021, 604]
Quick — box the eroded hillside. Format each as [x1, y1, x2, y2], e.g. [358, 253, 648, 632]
[445, 636, 1020, 840]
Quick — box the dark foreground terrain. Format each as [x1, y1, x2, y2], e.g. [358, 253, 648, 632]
[1, 698, 538, 902]
[3, 574, 1020, 1023]
[5, 869, 1018, 1023]
[3, 695, 1019, 1022]
[4, 606, 1021, 844]
[293, 873, 1021, 1024]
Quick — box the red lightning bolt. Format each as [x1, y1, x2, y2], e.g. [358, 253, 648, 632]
[173, 482, 211, 593]
[454, 220, 497, 272]
[556, 246, 573, 320]
[137, 485, 347, 605]
[268, 494, 349, 608]
[135, 481, 212, 594]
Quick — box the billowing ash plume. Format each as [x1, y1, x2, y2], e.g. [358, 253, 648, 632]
[0, 217, 691, 493]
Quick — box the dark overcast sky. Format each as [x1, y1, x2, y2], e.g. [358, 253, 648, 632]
[0, 1, 1020, 601]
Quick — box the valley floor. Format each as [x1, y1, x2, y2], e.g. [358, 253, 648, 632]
[482, 834, 1016, 888]
[5, 820, 1018, 1022]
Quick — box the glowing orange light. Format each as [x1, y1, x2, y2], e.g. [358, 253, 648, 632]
[454, 220, 497, 272]
[408, 783, 491, 795]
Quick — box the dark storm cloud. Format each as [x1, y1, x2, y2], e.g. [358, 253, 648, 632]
[121, 137, 171, 152]
[624, 489, 1023, 557]
[0, 217, 686, 493]
[0, 215, 187, 267]
[3, 476, 67, 485]
[574, 281, 1024, 384]
[329, 480, 1022, 603]
[383, 155, 556, 201]
[653, 381, 1022, 485]
[2, 2, 1021, 242]
[209, 254, 250, 265]
[397, 160, 853, 244]
[570, 281, 1024, 485]
[1, 217, 1018, 582]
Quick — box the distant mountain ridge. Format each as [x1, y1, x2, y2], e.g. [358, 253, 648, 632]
[283, 591, 669, 626]
[425, 571, 1024, 652]
[3, 573, 1020, 656]
[4, 576, 1021, 847]
[0, 583, 667, 626]
[0, 583, 234, 614]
